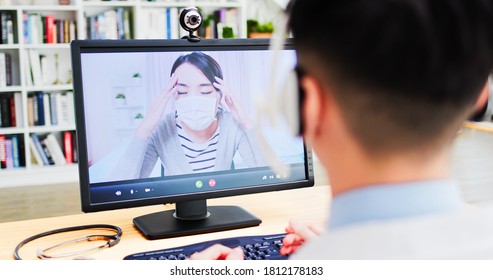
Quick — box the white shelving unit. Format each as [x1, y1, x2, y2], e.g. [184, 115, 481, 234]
[0, 0, 247, 188]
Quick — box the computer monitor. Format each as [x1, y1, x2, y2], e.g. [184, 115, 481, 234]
[71, 39, 314, 240]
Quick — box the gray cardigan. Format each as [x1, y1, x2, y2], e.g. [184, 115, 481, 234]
[112, 111, 264, 180]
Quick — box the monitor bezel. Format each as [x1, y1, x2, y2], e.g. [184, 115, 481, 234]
[71, 38, 315, 213]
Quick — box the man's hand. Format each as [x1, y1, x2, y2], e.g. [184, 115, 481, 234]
[280, 220, 322, 256]
[189, 244, 244, 260]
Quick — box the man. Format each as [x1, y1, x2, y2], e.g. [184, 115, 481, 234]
[191, 0, 493, 259]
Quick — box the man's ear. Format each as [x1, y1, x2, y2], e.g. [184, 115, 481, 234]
[301, 76, 325, 141]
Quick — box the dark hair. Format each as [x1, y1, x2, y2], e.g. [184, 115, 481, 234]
[289, 0, 493, 154]
[170, 52, 223, 85]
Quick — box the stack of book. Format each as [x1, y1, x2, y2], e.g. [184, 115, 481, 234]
[0, 134, 25, 170]
[23, 13, 77, 44]
[29, 131, 77, 166]
[0, 52, 13, 87]
[140, 8, 179, 39]
[0, 92, 22, 128]
[0, 11, 16, 45]
[87, 8, 132, 40]
[27, 91, 74, 127]
[24, 49, 66, 86]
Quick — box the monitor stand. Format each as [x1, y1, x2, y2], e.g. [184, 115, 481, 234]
[133, 200, 262, 240]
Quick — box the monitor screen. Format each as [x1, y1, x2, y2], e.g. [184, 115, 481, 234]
[71, 39, 314, 239]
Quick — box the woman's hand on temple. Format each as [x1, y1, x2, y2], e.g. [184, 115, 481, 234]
[136, 74, 178, 139]
[214, 76, 254, 129]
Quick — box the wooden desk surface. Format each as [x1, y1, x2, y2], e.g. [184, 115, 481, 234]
[0, 185, 330, 260]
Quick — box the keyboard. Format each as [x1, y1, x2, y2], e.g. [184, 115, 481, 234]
[123, 233, 288, 260]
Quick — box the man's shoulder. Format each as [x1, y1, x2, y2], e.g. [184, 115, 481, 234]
[292, 207, 493, 259]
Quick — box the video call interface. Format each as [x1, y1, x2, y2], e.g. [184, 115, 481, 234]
[80, 48, 308, 204]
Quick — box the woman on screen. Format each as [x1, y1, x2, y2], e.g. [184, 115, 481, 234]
[112, 52, 264, 179]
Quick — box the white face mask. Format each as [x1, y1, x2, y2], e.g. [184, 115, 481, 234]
[175, 95, 218, 131]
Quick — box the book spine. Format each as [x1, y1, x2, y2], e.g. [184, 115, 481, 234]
[11, 135, 19, 168]
[30, 133, 49, 165]
[60, 93, 69, 125]
[41, 16, 47, 44]
[0, 135, 6, 168]
[18, 135, 25, 167]
[14, 92, 22, 128]
[43, 92, 51, 126]
[71, 131, 77, 163]
[28, 136, 43, 165]
[63, 131, 72, 164]
[1, 12, 7, 44]
[9, 94, 15, 127]
[50, 92, 58, 125]
[5, 138, 13, 168]
[0, 94, 11, 127]
[45, 134, 66, 165]
[6, 17, 14, 45]
[27, 95, 34, 126]
[23, 12, 28, 44]
[64, 20, 69, 43]
[46, 15, 54, 44]
[0, 52, 6, 87]
[5, 53, 11, 86]
[32, 94, 39, 125]
[69, 20, 76, 41]
[40, 141, 55, 165]
[37, 92, 45, 126]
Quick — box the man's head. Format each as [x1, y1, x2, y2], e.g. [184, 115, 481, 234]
[288, 0, 493, 158]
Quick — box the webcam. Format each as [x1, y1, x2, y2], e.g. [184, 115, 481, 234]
[180, 7, 203, 42]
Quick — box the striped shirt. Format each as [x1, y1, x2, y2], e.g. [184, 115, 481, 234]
[177, 123, 219, 173]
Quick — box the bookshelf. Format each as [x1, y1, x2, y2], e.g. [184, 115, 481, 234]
[0, 0, 248, 188]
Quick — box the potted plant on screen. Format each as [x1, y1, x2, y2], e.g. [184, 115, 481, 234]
[114, 93, 126, 106]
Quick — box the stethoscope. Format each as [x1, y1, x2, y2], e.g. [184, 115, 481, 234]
[13, 224, 122, 260]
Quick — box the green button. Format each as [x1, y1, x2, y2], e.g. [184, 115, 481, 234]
[195, 180, 203, 189]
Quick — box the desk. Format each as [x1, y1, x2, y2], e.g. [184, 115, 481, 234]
[0, 185, 330, 260]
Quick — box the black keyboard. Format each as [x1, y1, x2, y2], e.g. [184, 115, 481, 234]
[123, 233, 288, 260]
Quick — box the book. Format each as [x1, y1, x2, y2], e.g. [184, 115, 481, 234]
[11, 134, 20, 168]
[71, 131, 78, 163]
[0, 12, 14, 44]
[43, 92, 51, 127]
[30, 133, 49, 165]
[50, 92, 58, 126]
[0, 52, 6, 87]
[0, 135, 5, 168]
[8, 94, 15, 127]
[0, 94, 11, 127]
[27, 96, 34, 126]
[63, 131, 72, 164]
[5, 138, 13, 168]
[14, 92, 22, 128]
[170, 8, 179, 39]
[28, 136, 43, 165]
[45, 15, 55, 44]
[59, 92, 70, 125]
[66, 91, 75, 126]
[4, 52, 11, 86]
[36, 92, 45, 126]
[23, 50, 33, 86]
[44, 134, 65, 165]
[40, 141, 55, 165]
[123, 9, 131, 39]
[28, 49, 43, 86]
